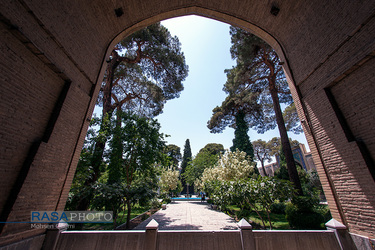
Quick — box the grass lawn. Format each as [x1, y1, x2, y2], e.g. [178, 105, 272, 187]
[71, 204, 151, 230]
[247, 211, 290, 229]
[226, 204, 290, 230]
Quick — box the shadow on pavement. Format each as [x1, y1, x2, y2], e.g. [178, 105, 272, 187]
[134, 212, 201, 230]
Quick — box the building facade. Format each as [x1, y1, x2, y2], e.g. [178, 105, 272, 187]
[259, 144, 317, 177]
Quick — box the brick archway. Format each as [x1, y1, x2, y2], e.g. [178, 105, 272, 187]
[1, 0, 374, 247]
[98, 9, 343, 227]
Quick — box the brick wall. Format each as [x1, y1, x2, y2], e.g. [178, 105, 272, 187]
[1, 0, 375, 245]
[328, 56, 375, 236]
[330, 56, 375, 163]
[0, 1, 96, 245]
[296, 11, 375, 237]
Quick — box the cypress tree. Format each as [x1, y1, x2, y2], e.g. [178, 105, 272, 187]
[180, 139, 192, 194]
[230, 110, 254, 161]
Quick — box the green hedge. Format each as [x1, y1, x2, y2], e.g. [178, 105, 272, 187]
[285, 202, 324, 229]
[270, 202, 286, 214]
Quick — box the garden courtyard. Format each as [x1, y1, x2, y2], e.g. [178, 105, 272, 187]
[134, 200, 238, 230]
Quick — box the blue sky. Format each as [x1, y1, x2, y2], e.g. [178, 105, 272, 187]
[157, 15, 309, 158]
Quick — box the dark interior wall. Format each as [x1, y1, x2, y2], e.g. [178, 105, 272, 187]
[0, 0, 374, 245]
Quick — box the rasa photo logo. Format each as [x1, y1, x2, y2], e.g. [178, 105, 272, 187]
[31, 211, 113, 223]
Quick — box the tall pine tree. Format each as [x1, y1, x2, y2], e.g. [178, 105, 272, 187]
[180, 139, 192, 194]
[208, 27, 303, 195]
[74, 23, 188, 212]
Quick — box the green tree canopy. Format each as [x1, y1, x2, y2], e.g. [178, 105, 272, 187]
[163, 144, 182, 168]
[183, 145, 222, 188]
[252, 139, 272, 176]
[207, 88, 263, 134]
[198, 143, 224, 156]
[268, 137, 300, 155]
[255, 137, 300, 178]
[99, 22, 189, 117]
[208, 26, 303, 195]
[106, 111, 166, 228]
[75, 23, 188, 212]
[207, 27, 294, 134]
[283, 103, 303, 134]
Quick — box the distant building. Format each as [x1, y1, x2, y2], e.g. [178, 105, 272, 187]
[260, 162, 279, 177]
[258, 143, 317, 176]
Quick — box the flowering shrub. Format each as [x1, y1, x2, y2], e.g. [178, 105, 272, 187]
[198, 149, 295, 229]
[159, 166, 180, 195]
[201, 149, 254, 184]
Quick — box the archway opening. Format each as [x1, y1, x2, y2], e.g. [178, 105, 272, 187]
[66, 14, 327, 231]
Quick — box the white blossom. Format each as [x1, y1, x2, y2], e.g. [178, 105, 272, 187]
[200, 149, 254, 185]
[159, 166, 179, 192]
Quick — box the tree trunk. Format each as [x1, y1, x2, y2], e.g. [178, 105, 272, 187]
[266, 211, 273, 230]
[246, 199, 266, 229]
[260, 160, 268, 177]
[74, 51, 121, 212]
[126, 198, 132, 229]
[268, 79, 303, 196]
[107, 107, 124, 185]
[113, 208, 118, 229]
[256, 150, 268, 177]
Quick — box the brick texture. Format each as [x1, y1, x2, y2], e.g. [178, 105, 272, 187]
[1, 0, 375, 245]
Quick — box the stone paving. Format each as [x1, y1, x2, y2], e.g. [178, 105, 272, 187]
[134, 201, 238, 230]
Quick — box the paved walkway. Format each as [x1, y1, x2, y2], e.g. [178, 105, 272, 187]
[134, 201, 238, 230]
